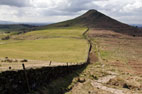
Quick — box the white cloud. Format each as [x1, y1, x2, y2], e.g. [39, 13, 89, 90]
[122, 0, 142, 13]
[92, 0, 142, 24]
[0, 0, 141, 24]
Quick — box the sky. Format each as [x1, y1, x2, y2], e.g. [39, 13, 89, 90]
[0, 0, 142, 24]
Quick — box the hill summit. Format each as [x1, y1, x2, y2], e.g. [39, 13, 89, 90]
[76, 9, 128, 28]
[46, 9, 142, 36]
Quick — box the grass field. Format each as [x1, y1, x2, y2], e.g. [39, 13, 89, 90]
[0, 27, 89, 63]
[12, 27, 86, 40]
[0, 38, 89, 63]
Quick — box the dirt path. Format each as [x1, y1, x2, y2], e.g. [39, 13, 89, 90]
[91, 81, 126, 94]
[91, 73, 140, 94]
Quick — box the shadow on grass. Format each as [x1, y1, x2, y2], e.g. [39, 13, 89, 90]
[39, 63, 89, 94]
[0, 63, 89, 94]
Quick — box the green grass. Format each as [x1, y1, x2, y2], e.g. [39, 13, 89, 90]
[0, 27, 89, 63]
[13, 27, 86, 40]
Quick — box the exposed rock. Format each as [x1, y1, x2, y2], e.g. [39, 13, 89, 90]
[78, 77, 86, 83]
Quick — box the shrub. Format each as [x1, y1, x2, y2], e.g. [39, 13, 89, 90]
[1, 36, 10, 40]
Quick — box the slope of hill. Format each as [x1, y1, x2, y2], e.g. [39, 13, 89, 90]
[0, 24, 37, 40]
[42, 9, 141, 36]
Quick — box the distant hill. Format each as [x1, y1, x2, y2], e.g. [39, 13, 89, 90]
[0, 20, 17, 24]
[0, 24, 36, 33]
[44, 9, 142, 36]
[0, 20, 51, 26]
[25, 23, 52, 26]
[131, 24, 142, 28]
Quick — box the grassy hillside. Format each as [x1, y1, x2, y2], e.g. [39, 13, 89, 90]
[12, 27, 86, 40]
[88, 29, 142, 74]
[40, 10, 142, 37]
[0, 27, 89, 63]
[0, 24, 37, 40]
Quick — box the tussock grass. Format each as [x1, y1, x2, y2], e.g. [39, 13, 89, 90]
[93, 37, 142, 62]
